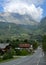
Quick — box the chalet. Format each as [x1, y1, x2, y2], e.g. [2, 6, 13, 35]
[19, 44, 31, 48]
[0, 43, 10, 53]
[15, 43, 33, 51]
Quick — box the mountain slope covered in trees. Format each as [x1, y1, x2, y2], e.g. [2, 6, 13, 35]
[0, 13, 46, 39]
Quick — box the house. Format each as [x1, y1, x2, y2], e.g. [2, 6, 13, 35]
[15, 43, 33, 51]
[19, 44, 31, 48]
[19, 43, 33, 52]
[0, 43, 10, 53]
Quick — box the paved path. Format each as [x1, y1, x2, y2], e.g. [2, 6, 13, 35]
[0, 48, 46, 65]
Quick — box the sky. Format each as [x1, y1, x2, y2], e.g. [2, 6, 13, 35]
[0, 0, 46, 22]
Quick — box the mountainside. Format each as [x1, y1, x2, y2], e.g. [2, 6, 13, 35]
[0, 12, 39, 39]
[0, 13, 38, 25]
[35, 17, 46, 34]
[0, 12, 46, 39]
[39, 17, 46, 31]
[39, 17, 46, 34]
[0, 22, 38, 39]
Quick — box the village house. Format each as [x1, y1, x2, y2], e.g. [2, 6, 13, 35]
[15, 43, 33, 52]
[19, 43, 32, 49]
[0, 43, 11, 54]
[0, 43, 33, 54]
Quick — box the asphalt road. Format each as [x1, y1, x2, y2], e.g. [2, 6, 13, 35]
[0, 48, 46, 65]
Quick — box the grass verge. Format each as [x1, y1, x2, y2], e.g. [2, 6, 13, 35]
[0, 56, 19, 63]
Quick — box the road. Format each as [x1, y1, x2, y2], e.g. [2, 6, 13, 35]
[0, 48, 46, 65]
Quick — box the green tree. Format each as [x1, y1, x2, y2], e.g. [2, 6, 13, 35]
[0, 39, 4, 43]
[42, 35, 46, 52]
[3, 53, 13, 60]
[10, 39, 19, 48]
[6, 39, 10, 43]
[15, 49, 21, 55]
[3, 49, 16, 60]
[15, 49, 29, 56]
[16, 39, 19, 42]
[33, 41, 38, 50]
[20, 49, 29, 56]
[24, 39, 28, 43]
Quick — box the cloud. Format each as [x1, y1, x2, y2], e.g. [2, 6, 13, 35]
[0, 0, 44, 22]
[3, 0, 43, 22]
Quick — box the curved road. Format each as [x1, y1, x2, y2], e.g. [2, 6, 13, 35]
[0, 48, 46, 65]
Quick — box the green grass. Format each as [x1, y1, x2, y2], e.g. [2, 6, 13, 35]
[0, 56, 19, 63]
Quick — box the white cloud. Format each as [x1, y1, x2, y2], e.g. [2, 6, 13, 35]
[3, 0, 43, 22]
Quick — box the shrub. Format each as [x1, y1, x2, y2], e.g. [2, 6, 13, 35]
[33, 41, 38, 50]
[20, 49, 29, 56]
[42, 35, 46, 52]
[3, 49, 16, 60]
[3, 53, 13, 60]
[15, 49, 29, 56]
[15, 49, 21, 55]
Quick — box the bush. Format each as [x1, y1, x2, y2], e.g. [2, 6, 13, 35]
[15, 49, 21, 55]
[42, 35, 46, 52]
[42, 42, 46, 52]
[3, 49, 16, 60]
[0, 57, 2, 62]
[33, 41, 38, 50]
[10, 39, 20, 48]
[3, 53, 13, 60]
[15, 49, 29, 56]
[20, 49, 29, 56]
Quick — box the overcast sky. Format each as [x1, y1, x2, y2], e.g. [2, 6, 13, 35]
[0, 0, 46, 22]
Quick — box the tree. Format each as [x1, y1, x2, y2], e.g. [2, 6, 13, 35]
[20, 49, 29, 56]
[3, 48, 16, 60]
[0, 39, 4, 43]
[6, 39, 10, 43]
[15, 49, 21, 55]
[42, 35, 46, 52]
[32, 41, 38, 50]
[16, 39, 19, 42]
[10, 39, 19, 48]
[24, 39, 28, 43]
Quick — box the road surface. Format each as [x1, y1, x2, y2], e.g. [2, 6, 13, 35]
[0, 48, 46, 65]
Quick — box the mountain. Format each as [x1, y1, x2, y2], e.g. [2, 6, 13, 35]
[0, 12, 46, 39]
[39, 17, 46, 34]
[35, 17, 46, 34]
[0, 13, 38, 25]
[39, 17, 46, 29]
[0, 21, 38, 39]
[0, 12, 39, 39]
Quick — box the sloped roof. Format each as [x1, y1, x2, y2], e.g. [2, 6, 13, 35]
[19, 44, 30, 48]
[0, 43, 9, 48]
